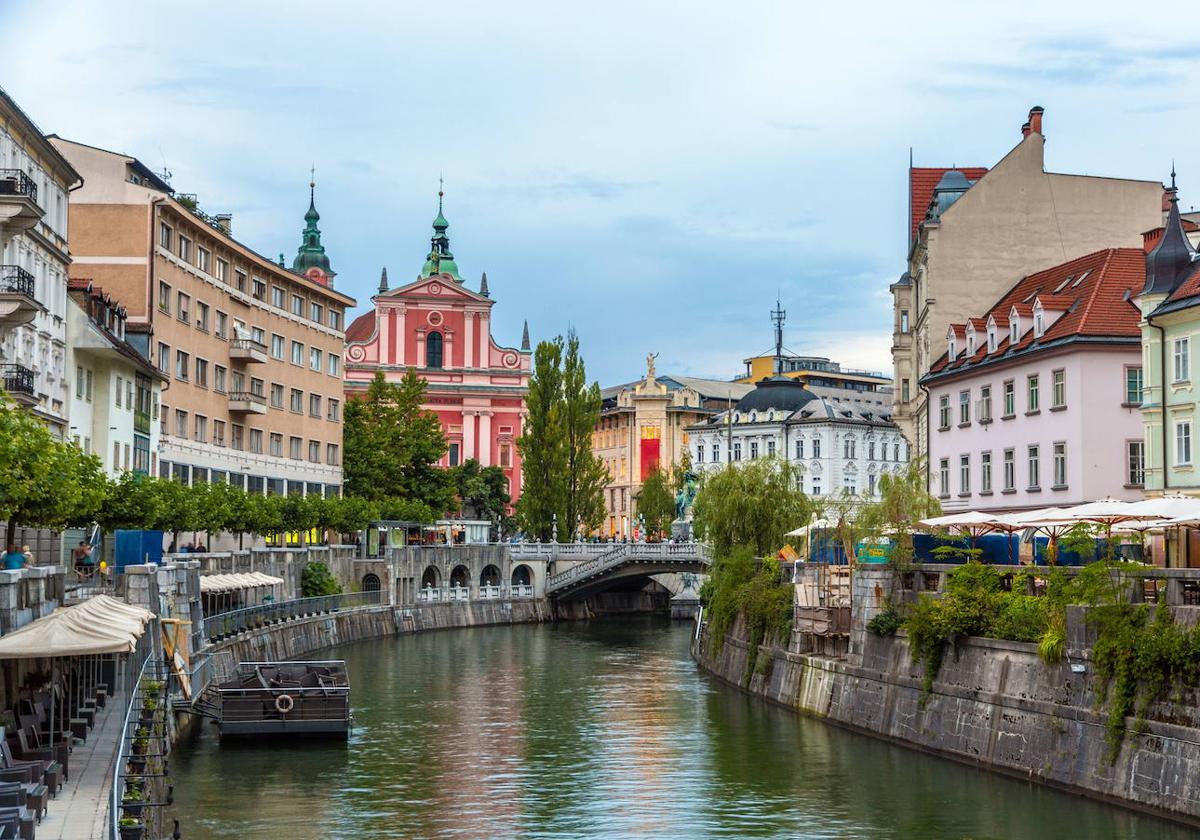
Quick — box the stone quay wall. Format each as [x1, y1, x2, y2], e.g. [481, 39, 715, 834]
[695, 607, 1200, 827]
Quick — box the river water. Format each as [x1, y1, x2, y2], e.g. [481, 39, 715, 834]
[170, 619, 1190, 839]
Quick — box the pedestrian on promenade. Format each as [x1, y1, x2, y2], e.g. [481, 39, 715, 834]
[72, 541, 94, 578]
[21, 545, 33, 566]
[3, 544, 27, 570]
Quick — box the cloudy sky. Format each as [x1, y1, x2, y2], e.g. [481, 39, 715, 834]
[2, 2, 1195, 383]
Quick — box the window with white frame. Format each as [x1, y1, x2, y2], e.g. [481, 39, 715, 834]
[1176, 420, 1192, 466]
[987, 327, 996, 352]
[1003, 380, 1015, 417]
[1125, 366, 1143, 406]
[981, 451, 992, 493]
[1053, 442, 1067, 487]
[749, 441, 759, 459]
[1010, 318, 1019, 345]
[1027, 374, 1039, 412]
[939, 394, 951, 429]
[939, 458, 950, 496]
[1028, 444, 1040, 489]
[1175, 337, 1191, 383]
[1127, 440, 1145, 486]
[844, 436, 856, 459]
[1052, 369, 1065, 408]
[697, 444, 704, 463]
[1003, 448, 1015, 491]
[812, 438, 821, 458]
[959, 390, 970, 424]
[948, 335, 957, 359]
[960, 455, 970, 494]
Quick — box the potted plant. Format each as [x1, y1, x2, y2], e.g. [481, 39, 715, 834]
[118, 816, 144, 840]
[121, 782, 146, 817]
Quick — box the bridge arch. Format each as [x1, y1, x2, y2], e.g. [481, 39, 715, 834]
[480, 564, 501, 587]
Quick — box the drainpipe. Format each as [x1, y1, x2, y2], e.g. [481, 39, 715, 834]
[1148, 314, 1171, 566]
[918, 380, 932, 496]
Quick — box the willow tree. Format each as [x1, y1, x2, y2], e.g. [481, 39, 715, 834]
[692, 459, 810, 558]
[855, 460, 941, 566]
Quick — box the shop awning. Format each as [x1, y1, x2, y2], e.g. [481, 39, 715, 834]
[200, 572, 284, 594]
[0, 595, 155, 659]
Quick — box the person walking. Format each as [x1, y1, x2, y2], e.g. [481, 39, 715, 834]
[3, 544, 27, 570]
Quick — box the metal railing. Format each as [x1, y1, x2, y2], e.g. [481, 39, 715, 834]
[110, 620, 167, 840]
[2, 364, 34, 397]
[0, 265, 34, 297]
[201, 590, 384, 642]
[229, 337, 267, 354]
[0, 169, 37, 204]
[545, 543, 711, 594]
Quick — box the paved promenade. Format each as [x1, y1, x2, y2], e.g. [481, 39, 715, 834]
[39, 701, 121, 840]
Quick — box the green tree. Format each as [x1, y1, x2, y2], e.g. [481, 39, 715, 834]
[300, 561, 342, 597]
[692, 459, 810, 559]
[342, 370, 455, 512]
[516, 338, 566, 540]
[451, 459, 511, 522]
[0, 399, 106, 545]
[97, 472, 164, 531]
[561, 332, 608, 536]
[855, 460, 942, 566]
[636, 468, 674, 538]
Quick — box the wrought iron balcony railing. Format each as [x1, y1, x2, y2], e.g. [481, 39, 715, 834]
[2, 364, 35, 397]
[0, 265, 35, 298]
[0, 170, 38, 204]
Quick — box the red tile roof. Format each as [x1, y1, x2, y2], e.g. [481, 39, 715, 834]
[344, 311, 375, 343]
[927, 248, 1145, 377]
[910, 166, 989, 243]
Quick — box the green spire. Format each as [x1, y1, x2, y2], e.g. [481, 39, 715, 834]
[292, 174, 335, 281]
[420, 179, 461, 281]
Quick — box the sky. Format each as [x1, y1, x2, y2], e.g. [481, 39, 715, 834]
[3, 2, 1198, 384]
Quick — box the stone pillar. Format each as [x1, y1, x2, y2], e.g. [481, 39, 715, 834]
[0, 571, 22, 634]
[850, 566, 895, 660]
[124, 564, 161, 615]
[21, 566, 50, 619]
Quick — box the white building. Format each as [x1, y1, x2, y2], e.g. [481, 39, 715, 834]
[65, 280, 166, 475]
[0, 88, 80, 437]
[686, 376, 910, 502]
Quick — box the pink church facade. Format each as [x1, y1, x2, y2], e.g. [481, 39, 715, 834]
[343, 198, 531, 505]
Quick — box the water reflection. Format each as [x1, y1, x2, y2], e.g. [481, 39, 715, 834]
[170, 619, 1191, 839]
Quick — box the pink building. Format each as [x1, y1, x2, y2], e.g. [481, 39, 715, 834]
[923, 248, 1146, 513]
[343, 195, 531, 504]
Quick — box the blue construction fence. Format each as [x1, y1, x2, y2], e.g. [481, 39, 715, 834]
[804, 532, 1144, 566]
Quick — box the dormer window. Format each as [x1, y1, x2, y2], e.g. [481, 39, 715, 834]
[1010, 319, 1019, 345]
[966, 333, 976, 354]
[987, 327, 996, 352]
[948, 336, 957, 359]
[1033, 306, 1045, 338]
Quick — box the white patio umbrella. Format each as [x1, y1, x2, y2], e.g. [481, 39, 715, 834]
[998, 508, 1077, 564]
[920, 511, 1003, 556]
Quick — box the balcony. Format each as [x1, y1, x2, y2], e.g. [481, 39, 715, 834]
[0, 266, 40, 329]
[2, 364, 37, 407]
[228, 390, 267, 414]
[0, 171, 43, 248]
[229, 338, 268, 364]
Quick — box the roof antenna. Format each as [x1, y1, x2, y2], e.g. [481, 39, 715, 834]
[770, 294, 786, 376]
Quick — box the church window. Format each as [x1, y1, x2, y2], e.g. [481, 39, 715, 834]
[427, 331, 444, 368]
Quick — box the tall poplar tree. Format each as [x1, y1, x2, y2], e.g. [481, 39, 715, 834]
[516, 338, 565, 540]
[561, 331, 608, 536]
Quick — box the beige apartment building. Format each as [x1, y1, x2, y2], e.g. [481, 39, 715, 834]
[51, 137, 356, 497]
[595, 360, 750, 537]
[892, 106, 1163, 462]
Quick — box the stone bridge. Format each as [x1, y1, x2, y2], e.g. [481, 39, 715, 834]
[511, 543, 711, 601]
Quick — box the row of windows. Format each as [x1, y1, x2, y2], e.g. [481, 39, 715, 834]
[938, 441, 1145, 496]
[937, 367, 1143, 431]
[157, 462, 340, 497]
[156, 284, 342, 376]
[74, 367, 157, 416]
[156, 344, 340, 419]
[696, 438, 909, 464]
[162, 406, 340, 464]
[158, 221, 343, 331]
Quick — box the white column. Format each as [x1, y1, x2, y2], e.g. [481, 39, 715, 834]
[416, 329, 426, 368]
[464, 312, 475, 370]
[478, 411, 492, 466]
[444, 328, 455, 370]
[462, 410, 476, 463]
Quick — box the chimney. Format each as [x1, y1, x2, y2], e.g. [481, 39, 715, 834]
[1028, 106, 1044, 136]
[214, 213, 232, 234]
[1021, 121, 1031, 138]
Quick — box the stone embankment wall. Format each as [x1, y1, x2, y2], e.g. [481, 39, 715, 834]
[695, 615, 1200, 826]
[198, 598, 554, 687]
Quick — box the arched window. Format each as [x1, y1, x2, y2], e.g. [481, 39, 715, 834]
[427, 331, 444, 368]
[362, 573, 381, 592]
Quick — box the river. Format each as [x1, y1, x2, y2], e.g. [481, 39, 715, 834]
[170, 618, 1190, 839]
